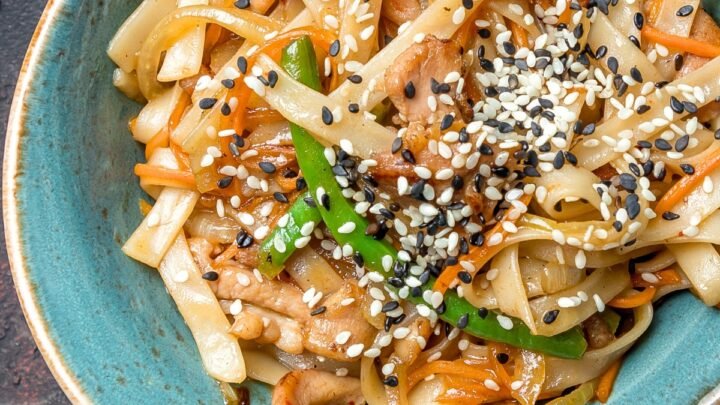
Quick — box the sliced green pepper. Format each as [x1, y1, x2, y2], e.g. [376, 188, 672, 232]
[703, 0, 720, 27]
[258, 191, 323, 277]
[280, 36, 587, 359]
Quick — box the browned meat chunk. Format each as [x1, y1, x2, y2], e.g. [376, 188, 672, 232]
[272, 370, 363, 405]
[384, 36, 464, 123]
[381, 0, 422, 26]
[583, 313, 615, 349]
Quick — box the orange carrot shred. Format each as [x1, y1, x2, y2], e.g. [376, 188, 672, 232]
[407, 360, 497, 389]
[134, 163, 196, 189]
[642, 25, 720, 58]
[632, 269, 682, 288]
[434, 194, 532, 293]
[608, 287, 656, 308]
[595, 359, 622, 403]
[654, 142, 720, 215]
[509, 20, 530, 49]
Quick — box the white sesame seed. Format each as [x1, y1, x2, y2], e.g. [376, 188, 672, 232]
[359, 25, 375, 41]
[229, 299, 243, 315]
[593, 293, 605, 312]
[486, 268, 499, 281]
[346, 343, 364, 357]
[253, 225, 269, 240]
[324, 14, 339, 29]
[452, 7, 466, 24]
[393, 327, 411, 339]
[511, 380, 524, 390]
[497, 315, 513, 330]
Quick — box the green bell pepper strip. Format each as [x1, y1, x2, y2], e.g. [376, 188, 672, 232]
[280, 36, 588, 359]
[258, 191, 323, 277]
[703, 0, 720, 27]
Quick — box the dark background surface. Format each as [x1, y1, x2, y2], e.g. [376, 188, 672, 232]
[0, 1, 70, 403]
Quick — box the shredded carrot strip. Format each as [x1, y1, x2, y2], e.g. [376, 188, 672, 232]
[145, 92, 190, 159]
[138, 199, 153, 216]
[608, 287, 656, 308]
[213, 243, 240, 267]
[632, 268, 682, 288]
[595, 359, 622, 403]
[642, 25, 720, 58]
[134, 163, 196, 188]
[654, 142, 720, 215]
[509, 20, 530, 49]
[407, 360, 497, 389]
[244, 108, 284, 130]
[434, 194, 532, 293]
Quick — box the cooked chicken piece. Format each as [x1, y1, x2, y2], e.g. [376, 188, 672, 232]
[243, 305, 305, 354]
[229, 309, 264, 340]
[385, 36, 464, 124]
[215, 263, 375, 360]
[675, 10, 720, 122]
[381, 0, 422, 26]
[272, 370, 363, 405]
[304, 282, 376, 361]
[216, 263, 310, 321]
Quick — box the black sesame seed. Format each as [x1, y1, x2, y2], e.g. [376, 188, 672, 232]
[348, 74, 363, 83]
[637, 104, 651, 114]
[267, 70, 278, 88]
[404, 81, 415, 98]
[321, 193, 330, 210]
[273, 192, 289, 203]
[221, 103, 231, 116]
[391, 137, 403, 154]
[716, 129, 720, 140]
[477, 307, 489, 318]
[553, 151, 565, 169]
[217, 176, 234, 189]
[235, 230, 254, 247]
[595, 45, 608, 59]
[655, 138, 672, 151]
[310, 306, 327, 316]
[670, 96, 684, 113]
[199, 98, 217, 109]
[440, 114, 454, 131]
[496, 353, 510, 364]
[321, 106, 333, 125]
[329, 40, 340, 56]
[401, 149, 416, 164]
[682, 101, 698, 113]
[630, 66, 643, 83]
[613, 221, 623, 231]
[469, 232, 484, 246]
[680, 164, 695, 174]
[237, 56, 248, 74]
[676, 5, 693, 16]
[462, 0, 473, 9]
[629, 163, 641, 177]
[381, 301, 400, 313]
[383, 376, 399, 387]
[479, 58, 495, 72]
[573, 23, 584, 39]
[502, 41, 516, 55]
[348, 103, 359, 113]
[629, 35, 640, 49]
[633, 12, 644, 29]
[674, 54, 684, 71]
[543, 310, 559, 324]
[296, 177, 307, 191]
[675, 134, 689, 152]
[619, 173, 637, 191]
[303, 196, 317, 207]
[259, 162, 276, 174]
[234, 0, 250, 9]
[457, 313, 469, 329]
[202, 271, 219, 281]
[607, 57, 618, 74]
[221, 79, 235, 89]
[524, 166, 541, 177]
[458, 271, 472, 284]
[451, 175, 464, 190]
[637, 140, 652, 149]
[662, 211, 680, 220]
[478, 28, 491, 39]
[626, 194, 640, 219]
[581, 123, 596, 135]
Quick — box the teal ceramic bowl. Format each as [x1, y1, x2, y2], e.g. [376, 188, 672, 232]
[3, 0, 720, 403]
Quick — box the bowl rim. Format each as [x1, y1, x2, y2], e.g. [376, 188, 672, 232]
[2, 0, 91, 403]
[3, 1, 720, 405]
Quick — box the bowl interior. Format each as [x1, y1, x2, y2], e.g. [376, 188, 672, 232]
[5, 0, 720, 403]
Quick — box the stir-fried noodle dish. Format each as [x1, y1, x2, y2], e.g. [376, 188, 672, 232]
[109, 0, 720, 402]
